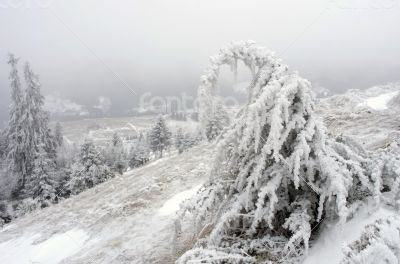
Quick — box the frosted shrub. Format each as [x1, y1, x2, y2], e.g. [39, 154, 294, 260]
[105, 133, 128, 174]
[129, 134, 150, 168]
[15, 198, 39, 217]
[68, 141, 114, 195]
[341, 216, 400, 264]
[175, 41, 382, 262]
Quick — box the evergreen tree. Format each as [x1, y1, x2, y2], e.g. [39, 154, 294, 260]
[149, 116, 171, 158]
[68, 140, 113, 195]
[204, 102, 230, 141]
[106, 133, 127, 174]
[23, 62, 56, 162]
[129, 133, 150, 168]
[175, 128, 186, 154]
[0, 130, 6, 159]
[4, 54, 27, 192]
[4, 58, 57, 195]
[25, 144, 57, 208]
[10, 62, 57, 197]
[54, 122, 63, 147]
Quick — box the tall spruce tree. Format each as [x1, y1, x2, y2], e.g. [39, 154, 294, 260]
[19, 62, 56, 196]
[23, 62, 56, 159]
[5, 57, 57, 196]
[149, 116, 171, 158]
[5, 54, 27, 192]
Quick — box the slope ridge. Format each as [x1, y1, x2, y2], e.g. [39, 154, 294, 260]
[0, 144, 214, 264]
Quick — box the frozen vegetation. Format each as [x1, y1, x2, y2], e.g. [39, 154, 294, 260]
[0, 43, 399, 264]
[0, 145, 214, 263]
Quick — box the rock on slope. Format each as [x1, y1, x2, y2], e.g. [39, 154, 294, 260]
[0, 144, 214, 264]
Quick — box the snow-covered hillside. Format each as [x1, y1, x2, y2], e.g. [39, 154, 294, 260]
[317, 82, 400, 150]
[1, 82, 399, 264]
[0, 144, 214, 264]
[60, 116, 199, 146]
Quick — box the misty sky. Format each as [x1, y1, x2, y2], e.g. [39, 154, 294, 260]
[0, 0, 399, 126]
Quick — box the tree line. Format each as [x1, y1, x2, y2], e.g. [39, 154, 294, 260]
[0, 54, 201, 225]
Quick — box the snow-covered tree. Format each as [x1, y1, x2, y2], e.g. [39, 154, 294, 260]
[175, 41, 382, 262]
[68, 140, 113, 195]
[25, 145, 57, 208]
[105, 133, 127, 174]
[4, 58, 57, 196]
[175, 128, 186, 154]
[23, 62, 56, 161]
[129, 133, 150, 168]
[175, 128, 200, 153]
[0, 130, 6, 158]
[367, 143, 400, 207]
[54, 122, 64, 147]
[14, 62, 57, 197]
[4, 54, 26, 192]
[204, 103, 230, 141]
[149, 116, 171, 158]
[198, 45, 236, 140]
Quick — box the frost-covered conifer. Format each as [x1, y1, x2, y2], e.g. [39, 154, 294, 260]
[129, 133, 150, 168]
[68, 140, 113, 195]
[22, 63, 57, 185]
[25, 145, 57, 208]
[105, 133, 127, 174]
[5, 59, 57, 196]
[54, 122, 64, 147]
[204, 109, 228, 141]
[199, 78, 230, 140]
[175, 128, 186, 154]
[149, 116, 171, 158]
[175, 41, 382, 262]
[5, 54, 26, 191]
[0, 130, 6, 159]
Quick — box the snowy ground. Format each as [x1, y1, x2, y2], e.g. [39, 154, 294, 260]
[304, 204, 396, 264]
[1, 85, 399, 264]
[0, 144, 214, 264]
[59, 116, 199, 146]
[317, 85, 400, 150]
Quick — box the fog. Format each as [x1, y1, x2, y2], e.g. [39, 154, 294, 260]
[0, 0, 399, 126]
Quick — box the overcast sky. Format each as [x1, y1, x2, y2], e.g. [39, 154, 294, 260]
[0, 0, 399, 126]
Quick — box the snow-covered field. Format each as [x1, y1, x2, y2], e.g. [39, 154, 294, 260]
[60, 116, 199, 146]
[0, 144, 214, 264]
[0, 229, 88, 264]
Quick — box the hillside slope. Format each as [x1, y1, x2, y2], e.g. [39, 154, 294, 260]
[1, 85, 399, 264]
[317, 83, 400, 150]
[0, 144, 214, 264]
